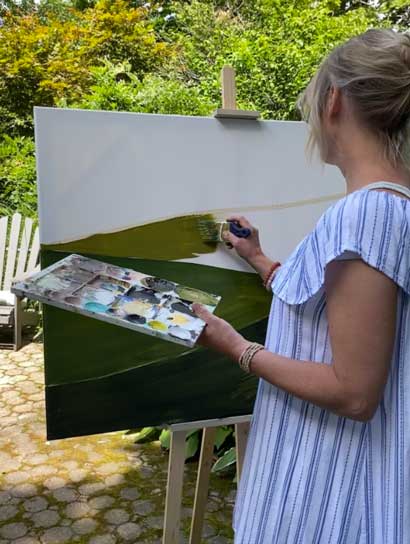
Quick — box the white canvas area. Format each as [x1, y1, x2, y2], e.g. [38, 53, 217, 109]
[34, 107, 345, 269]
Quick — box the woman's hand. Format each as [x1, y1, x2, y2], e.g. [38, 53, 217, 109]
[223, 215, 264, 264]
[192, 303, 249, 360]
[224, 215, 276, 281]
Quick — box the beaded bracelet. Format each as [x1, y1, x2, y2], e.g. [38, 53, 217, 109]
[263, 261, 281, 291]
[238, 342, 265, 373]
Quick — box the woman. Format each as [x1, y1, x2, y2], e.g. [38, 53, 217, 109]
[192, 29, 410, 543]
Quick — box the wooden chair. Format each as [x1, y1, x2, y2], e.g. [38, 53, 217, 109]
[0, 213, 40, 350]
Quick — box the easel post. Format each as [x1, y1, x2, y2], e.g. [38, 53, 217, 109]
[163, 430, 187, 544]
[214, 65, 260, 120]
[163, 65, 258, 544]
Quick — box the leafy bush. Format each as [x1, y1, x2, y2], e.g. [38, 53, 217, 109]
[163, 0, 384, 120]
[133, 424, 237, 474]
[0, 0, 174, 134]
[0, 135, 37, 217]
[69, 60, 214, 116]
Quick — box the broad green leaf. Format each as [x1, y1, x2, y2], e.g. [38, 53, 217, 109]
[134, 426, 160, 444]
[185, 432, 200, 460]
[159, 429, 171, 449]
[214, 426, 232, 450]
[211, 447, 236, 473]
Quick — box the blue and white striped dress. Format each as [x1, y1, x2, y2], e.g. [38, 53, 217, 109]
[233, 186, 410, 543]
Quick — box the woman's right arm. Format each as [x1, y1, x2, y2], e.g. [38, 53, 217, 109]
[222, 215, 277, 283]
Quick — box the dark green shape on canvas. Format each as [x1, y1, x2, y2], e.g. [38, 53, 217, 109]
[41, 250, 271, 439]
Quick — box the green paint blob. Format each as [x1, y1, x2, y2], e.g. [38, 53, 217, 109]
[43, 214, 217, 260]
[176, 285, 220, 306]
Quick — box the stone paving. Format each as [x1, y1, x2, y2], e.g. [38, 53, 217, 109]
[0, 344, 235, 543]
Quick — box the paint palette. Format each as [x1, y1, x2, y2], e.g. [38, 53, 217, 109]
[11, 254, 221, 348]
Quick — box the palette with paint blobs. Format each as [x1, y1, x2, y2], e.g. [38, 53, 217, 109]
[11, 254, 221, 348]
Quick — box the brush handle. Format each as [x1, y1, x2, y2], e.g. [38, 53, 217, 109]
[228, 220, 251, 238]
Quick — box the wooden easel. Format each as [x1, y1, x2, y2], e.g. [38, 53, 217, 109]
[162, 415, 251, 544]
[162, 66, 259, 544]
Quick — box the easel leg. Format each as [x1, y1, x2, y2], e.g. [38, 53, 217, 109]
[235, 422, 250, 482]
[14, 296, 23, 351]
[189, 427, 216, 544]
[163, 430, 187, 544]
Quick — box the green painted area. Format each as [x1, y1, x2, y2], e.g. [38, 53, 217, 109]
[46, 317, 266, 439]
[41, 247, 271, 439]
[43, 214, 218, 260]
[42, 250, 270, 386]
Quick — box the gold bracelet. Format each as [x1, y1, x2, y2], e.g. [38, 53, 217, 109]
[238, 342, 265, 373]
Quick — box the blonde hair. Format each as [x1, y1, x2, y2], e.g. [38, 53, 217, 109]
[297, 29, 410, 172]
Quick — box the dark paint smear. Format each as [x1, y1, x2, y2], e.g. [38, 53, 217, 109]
[171, 302, 196, 317]
[125, 314, 146, 324]
[45, 318, 266, 440]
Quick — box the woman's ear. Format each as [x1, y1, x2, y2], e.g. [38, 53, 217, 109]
[326, 86, 342, 118]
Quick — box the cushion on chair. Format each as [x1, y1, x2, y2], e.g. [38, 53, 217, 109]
[0, 290, 15, 306]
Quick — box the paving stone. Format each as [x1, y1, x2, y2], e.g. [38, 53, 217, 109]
[59, 461, 78, 471]
[208, 537, 232, 544]
[133, 500, 155, 515]
[31, 466, 56, 477]
[32, 509, 60, 528]
[87, 452, 103, 462]
[12, 484, 37, 498]
[89, 536, 116, 544]
[0, 522, 28, 539]
[43, 477, 67, 490]
[0, 504, 18, 521]
[119, 487, 139, 500]
[207, 500, 220, 513]
[203, 523, 217, 538]
[89, 495, 114, 510]
[117, 522, 142, 540]
[139, 466, 154, 479]
[181, 507, 193, 519]
[0, 491, 11, 505]
[26, 454, 48, 466]
[24, 497, 48, 513]
[15, 537, 41, 544]
[97, 462, 121, 475]
[104, 474, 124, 487]
[4, 471, 30, 485]
[78, 483, 105, 496]
[145, 515, 164, 530]
[104, 508, 129, 525]
[40, 526, 73, 543]
[52, 488, 77, 503]
[72, 518, 98, 535]
[67, 469, 87, 483]
[64, 502, 92, 519]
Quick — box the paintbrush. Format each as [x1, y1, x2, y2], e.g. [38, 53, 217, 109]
[197, 218, 251, 242]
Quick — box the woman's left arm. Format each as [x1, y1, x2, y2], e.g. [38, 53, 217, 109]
[193, 260, 398, 422]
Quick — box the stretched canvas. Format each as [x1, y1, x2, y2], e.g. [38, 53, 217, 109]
[12, 254, 220, 348]
[34, 107, 345, 439]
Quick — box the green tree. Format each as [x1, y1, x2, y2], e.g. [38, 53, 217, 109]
[160, 0, 384, 120]
[0, 0, 173, 134]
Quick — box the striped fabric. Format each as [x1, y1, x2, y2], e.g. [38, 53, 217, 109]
[233, 188, 410, 543]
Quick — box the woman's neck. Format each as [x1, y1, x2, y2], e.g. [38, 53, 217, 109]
[338, 161, 410, 195]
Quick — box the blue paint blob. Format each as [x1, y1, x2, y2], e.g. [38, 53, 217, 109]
[84, 302, 109, 313]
